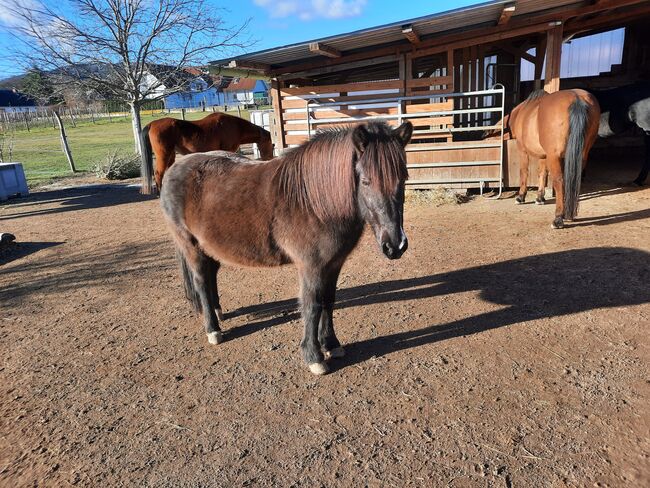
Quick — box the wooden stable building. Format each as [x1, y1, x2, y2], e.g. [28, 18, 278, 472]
[212, 0, 650, 191]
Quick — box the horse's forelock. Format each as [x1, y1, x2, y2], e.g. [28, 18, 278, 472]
[358, 129, 409, 195]
[274, 123, 408, 222]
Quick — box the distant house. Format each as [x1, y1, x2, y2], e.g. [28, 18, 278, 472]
[0, 89, 37, 113]
[141, 66, 226, 109]
[223, 78, 269, 107]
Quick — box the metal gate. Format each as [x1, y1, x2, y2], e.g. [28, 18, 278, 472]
[304, 85, 506, 195]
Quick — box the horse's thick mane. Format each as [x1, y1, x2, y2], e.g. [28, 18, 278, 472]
[526, 89, 548, 101]
[274, 122, 407, 222]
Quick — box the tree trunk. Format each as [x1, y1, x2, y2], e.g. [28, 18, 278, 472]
[53, 110, 76, 173]
[129, 101, 143, 155]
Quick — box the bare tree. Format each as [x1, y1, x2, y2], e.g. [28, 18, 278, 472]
[4, 0, 249, 193]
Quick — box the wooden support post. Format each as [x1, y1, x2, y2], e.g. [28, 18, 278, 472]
[544, 22, 563, 93]
[309, 42, 342, 58]
[270, 79, 286, 150]
[534, 35, 547, 90]
[53, 110, 76, 173]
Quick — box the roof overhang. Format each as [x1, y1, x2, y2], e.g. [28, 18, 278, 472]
[209, 0, 650, 77]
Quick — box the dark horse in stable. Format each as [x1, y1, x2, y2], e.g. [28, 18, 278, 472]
[160, 121, 413, 375]
[496, 89, 600, 229]
[140, 112, 274, 194]
[592, 81, 650, 186]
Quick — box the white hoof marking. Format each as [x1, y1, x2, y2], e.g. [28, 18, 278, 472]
[309, 362, 329, 375]
[207, 331, 224, 345]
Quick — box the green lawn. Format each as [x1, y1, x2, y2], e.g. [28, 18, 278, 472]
[5, 109, 251, 186]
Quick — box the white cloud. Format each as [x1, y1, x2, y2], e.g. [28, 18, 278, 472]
[253, 0, 367, 20]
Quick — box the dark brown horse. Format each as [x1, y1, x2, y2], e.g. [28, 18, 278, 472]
[141, 112, 274, 194]
[503, 89, 600, 228]
[160, 121, 413, 375]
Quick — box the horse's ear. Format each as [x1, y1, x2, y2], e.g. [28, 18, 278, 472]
[352, 125, 370, 156]
[393, 122, 413, 147]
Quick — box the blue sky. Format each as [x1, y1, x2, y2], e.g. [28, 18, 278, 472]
[0, 0, 482, 77]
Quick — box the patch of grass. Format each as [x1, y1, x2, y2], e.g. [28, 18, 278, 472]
[7, 109, 250, 185]
[406, 188, 472, 206]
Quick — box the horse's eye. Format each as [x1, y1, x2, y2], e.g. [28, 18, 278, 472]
[361, 178, 371, 186]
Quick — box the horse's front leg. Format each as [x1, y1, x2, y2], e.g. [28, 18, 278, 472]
[298, 269, 328, 375]
[319, 262, 345, 361]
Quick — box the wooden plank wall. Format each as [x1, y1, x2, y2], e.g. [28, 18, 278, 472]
[274, 47, 502, 190]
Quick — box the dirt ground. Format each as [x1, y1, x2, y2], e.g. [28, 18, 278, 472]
[1, 158, 649, 487]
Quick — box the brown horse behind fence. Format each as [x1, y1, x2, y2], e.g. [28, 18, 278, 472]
[499, 89, 600, 228]
[160, 121, 413, 375]
[140, 112, 274, 194]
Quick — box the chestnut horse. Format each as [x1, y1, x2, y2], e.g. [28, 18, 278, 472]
[160, 121, 413, 375]
[140, 112, 274, 194]
[504, 89, 600, 228]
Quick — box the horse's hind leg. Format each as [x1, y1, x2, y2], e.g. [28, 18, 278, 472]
[516, 143, 529, 204]
[634, 133, 650, 186]
[536, 158, 547, 205]
[155, 147, 175, 191]
[319, 261, 345, 360]
[547, 155, 565, 229]
[209, 259, 225, 321]
[176, 234, 223, 344]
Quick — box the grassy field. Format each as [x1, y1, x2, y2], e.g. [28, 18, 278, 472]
[4, 109, 251, 186]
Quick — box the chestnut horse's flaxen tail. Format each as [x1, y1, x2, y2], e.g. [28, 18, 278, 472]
[564, 97, 590, 220]
[140, 124, 155, 195]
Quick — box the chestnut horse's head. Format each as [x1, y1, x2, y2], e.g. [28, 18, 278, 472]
[352, 121, 412, 260]
[258, 128, 274, 160]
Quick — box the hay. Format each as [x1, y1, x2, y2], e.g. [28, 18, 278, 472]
[93, 150, 141, 180]
[405, 188, 471, 207]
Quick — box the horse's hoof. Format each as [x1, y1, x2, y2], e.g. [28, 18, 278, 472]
[207, 331, 224, 345]
[323, 347, 346, 360]
[308, 362, 330, 375]
[551, 217, 564, 229]
[216, 307, 224, 321]
[535, 198, 545, 205]
[515, 195, 525, 204]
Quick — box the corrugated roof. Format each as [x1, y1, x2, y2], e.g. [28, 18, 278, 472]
[210, 0, 590, 70]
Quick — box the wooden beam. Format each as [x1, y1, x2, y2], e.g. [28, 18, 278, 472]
[278, 54, 399, 80]
[227, 60, 270, 73]
[402, 24, 420, 44]
[270, 79, 286, 150]
[309, 42, 342, 58]
[498, 2, 517, 25]
[497, 42, 537, 64]
[565, 3, 650, 33]
[544, 22, 563, 93]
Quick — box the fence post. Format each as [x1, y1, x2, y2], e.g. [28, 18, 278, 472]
[181, 108, 186, 120]
[237, 105, 241, 118]
[22, 112, 30, 132]
[53, 110, 76, 173]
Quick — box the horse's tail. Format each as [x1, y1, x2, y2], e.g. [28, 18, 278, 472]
[564, 97, 590, 220]
[177, 248, 203, 313]
[140, 124, 155, 195]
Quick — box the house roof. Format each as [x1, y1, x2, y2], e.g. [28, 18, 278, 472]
[210, 0, 645, 73]
[223, 78, 264, 92]
[0, 89, 36, 107]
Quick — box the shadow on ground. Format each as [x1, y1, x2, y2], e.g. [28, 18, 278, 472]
[0, 184, 154, 221]
[225, 247, 650, 369]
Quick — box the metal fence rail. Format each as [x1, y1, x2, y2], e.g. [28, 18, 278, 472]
[304, 85, 506, 195]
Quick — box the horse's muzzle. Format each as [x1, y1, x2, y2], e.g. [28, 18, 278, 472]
[382, 235, 408, 260]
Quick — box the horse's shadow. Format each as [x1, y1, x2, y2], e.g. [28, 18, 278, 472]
[225, 247, 650, 370]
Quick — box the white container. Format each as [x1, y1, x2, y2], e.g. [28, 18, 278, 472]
[0, 162, 29, 201]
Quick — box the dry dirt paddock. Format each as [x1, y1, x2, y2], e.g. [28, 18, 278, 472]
[1, 164, 649, 487]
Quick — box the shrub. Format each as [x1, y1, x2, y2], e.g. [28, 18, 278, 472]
[93, 150, 141, 180]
